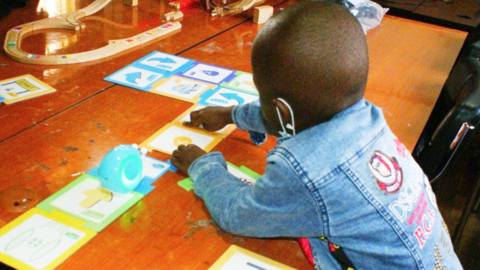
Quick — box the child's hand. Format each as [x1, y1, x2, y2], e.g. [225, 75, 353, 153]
[171, 144, 207, 175]
[183, 106, 234, 131]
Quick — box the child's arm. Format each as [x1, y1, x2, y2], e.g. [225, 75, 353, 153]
[186, 150, 324, 238]
[183, 106, 234, 132]
[183, 100, 270, 135]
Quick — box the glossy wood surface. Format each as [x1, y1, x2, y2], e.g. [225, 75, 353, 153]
[0, 0, 287, 142]
[0, 0, 467, 269]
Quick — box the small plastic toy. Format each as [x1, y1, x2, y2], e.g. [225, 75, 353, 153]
[98, 144, 144, 194]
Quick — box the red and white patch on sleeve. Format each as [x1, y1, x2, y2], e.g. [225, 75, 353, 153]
[368, 150, 403, 194]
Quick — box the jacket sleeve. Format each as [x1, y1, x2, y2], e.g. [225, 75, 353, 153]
[232, 100, 269, 134]
[188, 151, 324, 238]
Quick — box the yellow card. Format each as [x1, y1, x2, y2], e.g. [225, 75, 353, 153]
[139, 123, 222, 155]
[149, 75, 216, 103]
[0, 74, 56, 104]
[209, 245, 297, 270]
[0, 208, 96, 270]
[172, 104, 236, 138]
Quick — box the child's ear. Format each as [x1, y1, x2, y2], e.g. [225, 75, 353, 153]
[273, 98, 292, 126]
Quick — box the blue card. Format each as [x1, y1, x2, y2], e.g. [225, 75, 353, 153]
[131, 51, 195, 78]
[198, 87, 259, 107]
[104, 66, 164, 91]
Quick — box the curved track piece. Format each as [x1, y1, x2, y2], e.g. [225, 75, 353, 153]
[3, 0, 182, 65]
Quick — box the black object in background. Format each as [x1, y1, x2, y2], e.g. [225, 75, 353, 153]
[0, 0, 12, 19]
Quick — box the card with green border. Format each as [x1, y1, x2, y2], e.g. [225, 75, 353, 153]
[220, 71, 259, 95]
[37, 174, 143, 232]
[177, 162, 260, 191]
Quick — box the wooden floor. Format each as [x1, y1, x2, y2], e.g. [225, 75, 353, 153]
[435, 152, 480, 270]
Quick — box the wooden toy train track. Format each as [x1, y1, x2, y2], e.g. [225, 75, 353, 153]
[3, 0, 183, 65]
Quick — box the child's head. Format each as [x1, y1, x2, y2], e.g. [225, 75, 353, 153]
[251, 1, 368, 135]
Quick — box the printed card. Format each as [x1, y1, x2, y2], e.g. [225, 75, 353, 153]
[209, 245, 297, 270]
[149, 76, 214, 103]
[37, 174, 143, 232]
[180, 63, 236, 84]
[220, 71, 258, 94]
[198, 87, 259, 107]
[104, 66, 164, 91]
[133, 51, 194, 76]
[177, 163, 260, 191]
[135, 157, 177, 195]
[226, 162, 260, 186]
[0, 74, 56, 104]
[172, 104, 236, 138]
[0, 208, 96, 270]
[139, 123, 222, 155]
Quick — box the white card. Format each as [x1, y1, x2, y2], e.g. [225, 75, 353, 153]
[152, 77, 211, 99]
[148, 125, 216, 154]
[0, 214, 86, 270]
[183, 64, 234, 84]
[49, 177, 135, 223]
[219, 252, 284, 270]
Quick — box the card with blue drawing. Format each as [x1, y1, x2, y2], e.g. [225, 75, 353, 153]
[0, 74, 56, 104]
[37, 174, 143, 232]
[149, 76, 215, 103]
[104, 66, 164, 91]
[133, 51, 194, 76]
[0, 208, 96, 270]
[179, 63, 236, 84]
[198, 87, 259, 107]
[220, 71, 258, 94]
[139, 123, 222, 155]
[171, 104, 236, 138]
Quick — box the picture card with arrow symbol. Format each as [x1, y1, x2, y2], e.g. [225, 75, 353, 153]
[198, 86, 259, 107]
[104, 66, 165, 91]
[133, 51, 195, 77]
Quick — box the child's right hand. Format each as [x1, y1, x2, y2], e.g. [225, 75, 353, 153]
[183, 106, 234, 131]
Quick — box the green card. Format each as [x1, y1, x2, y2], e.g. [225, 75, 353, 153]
[37, 174, 143, 232]
[177, 162, 261, 191]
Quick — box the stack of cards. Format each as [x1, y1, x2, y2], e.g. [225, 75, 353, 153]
[105, 51, 260, 155]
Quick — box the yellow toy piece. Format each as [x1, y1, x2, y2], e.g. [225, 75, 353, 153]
[79, 188, 113, 208]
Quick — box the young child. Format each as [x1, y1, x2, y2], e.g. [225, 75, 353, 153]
[171, 2, 463, 269]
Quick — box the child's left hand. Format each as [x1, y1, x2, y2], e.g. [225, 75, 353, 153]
[171, 144, 207, 176]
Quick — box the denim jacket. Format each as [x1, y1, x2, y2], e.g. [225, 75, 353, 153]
[188, 99, 463, 270]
